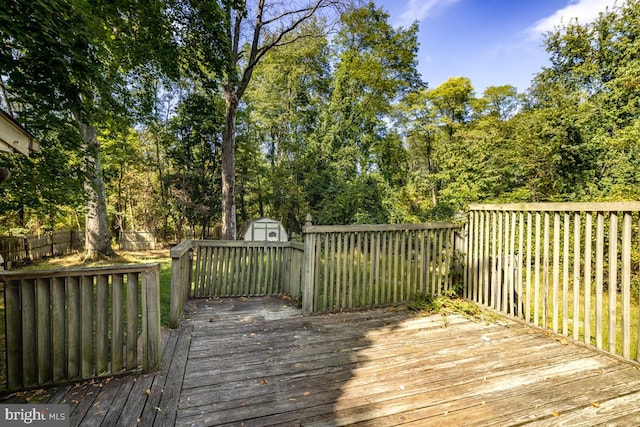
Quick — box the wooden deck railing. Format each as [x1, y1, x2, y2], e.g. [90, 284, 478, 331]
[170, 240, 193, 328]
[170, 240, 305, 325]
[301, 215, 461, 314]
[0, 263, 161, 390]
[463, 202, 640, 362]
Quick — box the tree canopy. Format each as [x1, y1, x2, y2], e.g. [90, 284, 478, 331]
[1, 0, 639, 241]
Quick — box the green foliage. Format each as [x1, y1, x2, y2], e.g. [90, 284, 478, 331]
[324, 2, 421, 178]
[3, 0, 640, 239]
[407, 292, 482, 319]
[164, 90, 225, 234]
[406, 292, 438, 312]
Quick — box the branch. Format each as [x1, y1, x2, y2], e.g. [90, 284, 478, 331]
[236, 0, 345, 99]
[261, 1, 325, 27]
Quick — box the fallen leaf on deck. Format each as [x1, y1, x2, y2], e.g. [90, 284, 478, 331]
[591, 402, 600, 408]
[553, 411, 560, 417]
[146, 389, 151, 396]
[303, 392, 311, 396]
[260, 379, 269, 385]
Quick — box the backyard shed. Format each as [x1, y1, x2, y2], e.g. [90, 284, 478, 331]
[241, 218, 288, 242]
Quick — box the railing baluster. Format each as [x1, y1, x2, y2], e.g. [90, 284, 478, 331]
[52, 277, 66, 382]
[573, 213, 581, 342]
[542, 212, 550, 329]
[562, 213, 570, 335]
[525, 212, 532, 323]
[112, 274, 124, 373]
[552, 212, 560, 332]
[595, 212, 605, 349]
[1, 264, 161, 390]
[464, 202, 640, 363]
[36, 278, 52, 384]
[608, 213, 618, 354]
[509, 212, 517, 316]
[67, 276, 81, 379]
[622, 212, 632, 358]
[96, 274, 109, 375]
[126, 272, 138, 370]
[584, 212, 593, 347]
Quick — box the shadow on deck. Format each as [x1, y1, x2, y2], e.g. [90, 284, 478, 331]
[4, 296, 640, 426]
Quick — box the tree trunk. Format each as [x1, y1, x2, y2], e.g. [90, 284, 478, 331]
[221, 89, 238, 240]
[80, 122, 116, 259]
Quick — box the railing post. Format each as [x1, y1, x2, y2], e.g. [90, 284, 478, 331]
[302, 214, 316, 315]
[283, 243, 291, 296]
[170, 239, 193, 328]
[142, 265, 161, 371]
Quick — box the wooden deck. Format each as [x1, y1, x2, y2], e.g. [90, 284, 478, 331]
[3, 296, 640, 426]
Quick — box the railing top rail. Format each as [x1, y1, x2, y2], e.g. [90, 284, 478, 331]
[170, 239, 194, 258]
[0, 262, 159, 281]
[303, 222, 458, 234]
[468, 201, 640, 212]
[191, 240, 297, 248]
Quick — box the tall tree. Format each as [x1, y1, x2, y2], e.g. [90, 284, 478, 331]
[325, 2, 421, 177]
[217, 0, 343, 239]
[314, 2, 420, 224]
[243, 19, 330, 232]
[524, 0, 640, 200]
[1, 0, 100, 242]
[1, 0, 179, 258]
[166, 90, 225, 237]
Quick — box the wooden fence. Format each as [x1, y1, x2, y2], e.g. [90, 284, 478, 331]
[301, 216, 461, 314]
[170, 240, 304, 327]
[0, 230, 84, 267]
[0, 263, 161, 390]
[463, 202, 640, 362]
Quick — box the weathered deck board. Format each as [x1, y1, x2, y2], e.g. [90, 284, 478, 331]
[0, 324, 190, 426]
[176, 298, 640, 427]
[3, 296, 640, 426]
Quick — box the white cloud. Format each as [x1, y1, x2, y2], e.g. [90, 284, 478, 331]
[528, 0, 619, 38]
[395, 0, 461, 28]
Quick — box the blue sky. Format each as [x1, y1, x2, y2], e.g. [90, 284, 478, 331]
[374, 0, 619, 94]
